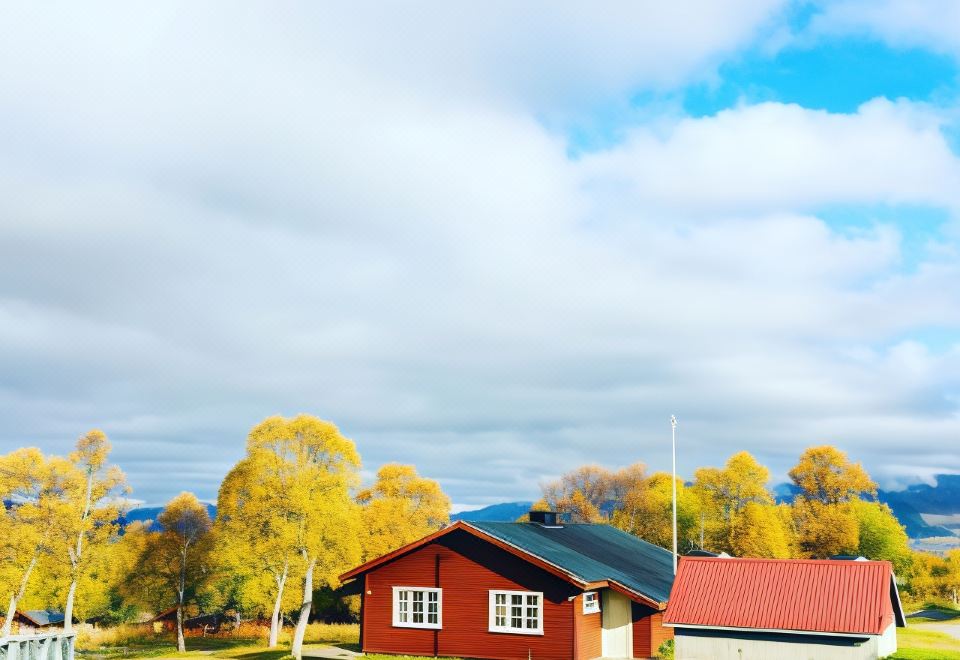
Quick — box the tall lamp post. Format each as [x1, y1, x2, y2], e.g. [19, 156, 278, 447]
[671, 415, 678, 575]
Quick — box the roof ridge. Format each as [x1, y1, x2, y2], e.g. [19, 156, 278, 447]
[683, 556, 891, 566]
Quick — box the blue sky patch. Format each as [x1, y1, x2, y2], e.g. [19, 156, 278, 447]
[684, 38, 958, 117]
[817, 203, 951, 273]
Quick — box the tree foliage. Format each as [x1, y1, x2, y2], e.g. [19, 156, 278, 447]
[853, 500, 910, 571]
[136, 492, 214, 652]
[729, 502, 795, 558]
[215, 455, 300, 646]
[357, 464, 451, 562]
[245, 415, 362, 659]
[692, 451, 773, 554]
[789, 445, 877, 504]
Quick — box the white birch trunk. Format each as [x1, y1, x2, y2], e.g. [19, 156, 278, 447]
[176, 603, 185, 653]
[65, 466, 94, 632]
[64, 580, 77, 633]
[291, 554, 315, 660]
[2, 593, 17, 638]
[268, 561, 288, 648]
[2, 553, 39, 637]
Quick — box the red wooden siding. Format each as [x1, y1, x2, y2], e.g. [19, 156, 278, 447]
[649, 612, 673, 656]
[362, 528, 580, 660]
[631, 603, 673, 659]
[574, 593, 602, 660]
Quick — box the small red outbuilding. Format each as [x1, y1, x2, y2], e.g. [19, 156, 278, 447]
[339, 513, 677, 659]
[663, 556, 906, 660]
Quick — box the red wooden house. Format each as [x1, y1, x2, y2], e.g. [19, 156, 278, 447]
[339, 511, 676, 659]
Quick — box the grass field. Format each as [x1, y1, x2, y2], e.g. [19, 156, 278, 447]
[72, 618, 960, 660]
[74, 623, 361, 660]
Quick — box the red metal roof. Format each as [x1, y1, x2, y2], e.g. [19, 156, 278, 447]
[663, 557, 902, 636]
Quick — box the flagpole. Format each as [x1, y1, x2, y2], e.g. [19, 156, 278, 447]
[671, 415, 678, 575]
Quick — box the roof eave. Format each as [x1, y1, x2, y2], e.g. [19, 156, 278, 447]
[665, 622, 882, 638]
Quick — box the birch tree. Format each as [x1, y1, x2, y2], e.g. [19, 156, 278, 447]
[216, 457, 298, 647]
[60, 430, 126, 631]
[246, 415, 361, 660]
[0, 448, 78, 636]
[153, 492, 213, 652]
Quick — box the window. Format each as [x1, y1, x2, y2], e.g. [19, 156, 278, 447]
[488, 590, 543, 634]
[392, 587, 441, 629]
[582, 591, 600, 614]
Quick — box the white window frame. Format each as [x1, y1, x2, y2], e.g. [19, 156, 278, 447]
[488, 589, 544, 635]
[392, 586, 442, 629]
[582, 591, 600, 614]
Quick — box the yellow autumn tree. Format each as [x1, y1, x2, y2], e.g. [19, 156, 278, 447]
[246, 415, 362, 660]
[215, 456, 300, 646]
[945, 549, 960, 607]
[140, 492, 214, 652]
[728, 502, 794, 558]
[693, 451, 774, 554]
[0, 448, 80, 636]
[58, 430, 127, 630]
[790, 446, 877, 558]
[357, 464, 451, 562]
[792, 498, 859, 558]
[852, 499, 910, 571]
[789, 445, 876, 504]
[115, 520, 162, 618]
[612, 472, 701, 551]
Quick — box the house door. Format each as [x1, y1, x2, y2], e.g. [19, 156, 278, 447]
[601, 590, 632, 658]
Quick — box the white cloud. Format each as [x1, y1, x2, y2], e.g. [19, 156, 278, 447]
[581, 99, 960, 216]
[0, 2, 958, 506]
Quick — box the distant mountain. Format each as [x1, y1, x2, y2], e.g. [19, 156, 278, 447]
[120, 503, 217, 531]
[877, 491, 952, 539]
[452, 501, 533, 522]
[884, 475, 960, 515]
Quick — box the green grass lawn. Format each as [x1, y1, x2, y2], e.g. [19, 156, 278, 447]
[889, 622, 960, 660]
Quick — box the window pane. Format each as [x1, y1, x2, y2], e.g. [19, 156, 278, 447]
[413, 591, 424, 623]
[428, 593, 438, 624]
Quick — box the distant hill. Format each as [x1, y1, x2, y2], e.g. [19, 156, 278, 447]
[452, 501, 533, 522]
[120, 503, 217, 531]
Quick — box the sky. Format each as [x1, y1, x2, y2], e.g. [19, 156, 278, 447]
[1, 1, 960, 511]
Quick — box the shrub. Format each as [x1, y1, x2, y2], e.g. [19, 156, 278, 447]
[655, 638, 675, 660]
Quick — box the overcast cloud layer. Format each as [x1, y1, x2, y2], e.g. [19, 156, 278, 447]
[1, 2, 959, 508]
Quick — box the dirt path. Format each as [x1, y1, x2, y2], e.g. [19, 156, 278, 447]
[921, 623, 960, 640]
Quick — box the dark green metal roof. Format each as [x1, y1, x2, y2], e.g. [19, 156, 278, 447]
[466, 521, 674, 604]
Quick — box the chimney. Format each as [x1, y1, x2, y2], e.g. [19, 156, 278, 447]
[528, 510, 560, 526]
